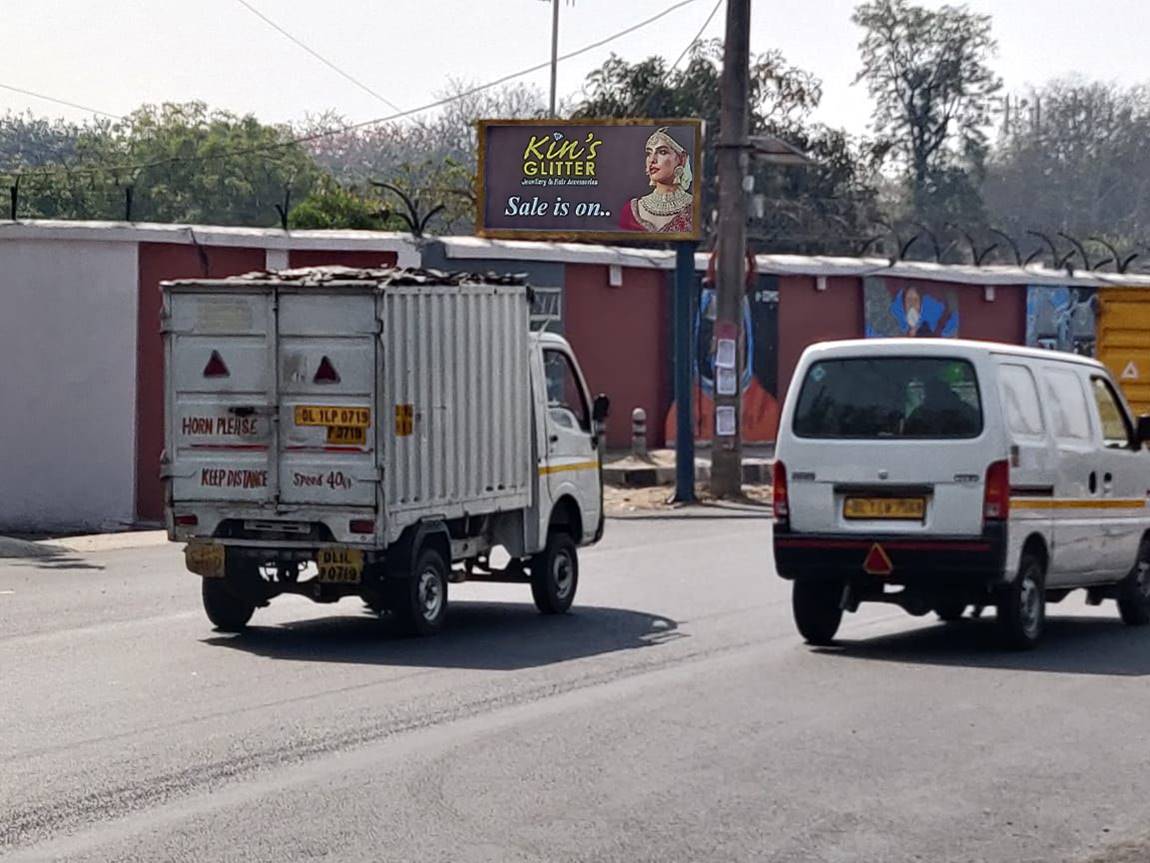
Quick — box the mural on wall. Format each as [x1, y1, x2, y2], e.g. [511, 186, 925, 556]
[664, 273, 780, 444]
[864, 277, 960, 338]
[1025, 286, 1097, 356]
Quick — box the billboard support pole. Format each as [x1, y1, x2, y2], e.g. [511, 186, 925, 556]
[673, 240, 697, 504]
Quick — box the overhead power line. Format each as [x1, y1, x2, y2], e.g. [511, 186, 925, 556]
[2, 0, 702, 180]
[0, 83, 122, 120]
[633, 0, 724, 116]
[232, 0, 404, 113]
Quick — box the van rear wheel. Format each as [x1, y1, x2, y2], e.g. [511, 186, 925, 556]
[1117, 539, 1150, 626]
[792, 580, 843, 646]
[997, 552, 1045, 650]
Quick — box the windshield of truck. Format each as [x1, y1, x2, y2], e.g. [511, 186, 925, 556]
[793, 356, 983, 439]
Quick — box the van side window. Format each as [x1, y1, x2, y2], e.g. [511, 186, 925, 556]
[1091, 377, 1134, 449]
[998, 364, 1044, 437]
[1043, 368, 1092, 442]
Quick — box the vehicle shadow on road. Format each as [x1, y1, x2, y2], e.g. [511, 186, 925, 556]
[203, 602, 685, 671]
[817, 616, 1150, 676]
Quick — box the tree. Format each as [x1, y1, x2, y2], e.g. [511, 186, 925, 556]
[287, 176, 391, 230]
[572, 41, 880, 251]
[298, 81, 547, 234]
[985, 80, 1150, 258]
[0, 102, 322, 225]
[853, 0, 1001, 228]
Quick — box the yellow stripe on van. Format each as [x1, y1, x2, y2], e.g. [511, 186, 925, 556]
[1011, 498, 1147, 511]
[538, 460, 600, 476]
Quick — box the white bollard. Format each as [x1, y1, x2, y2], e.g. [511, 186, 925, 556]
[631, 408, 648, 459]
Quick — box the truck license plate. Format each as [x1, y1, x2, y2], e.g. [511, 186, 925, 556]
[317, 548, 364, 584]
[844, 497, 926, 520]
[185, 541, 225, 578]
[295, 406, 371, 428]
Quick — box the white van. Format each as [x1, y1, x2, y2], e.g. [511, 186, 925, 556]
[773, 338, 1150, 649]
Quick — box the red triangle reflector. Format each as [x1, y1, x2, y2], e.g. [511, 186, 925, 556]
[202, 350, 230, 378]
[863, 543, 894, 577]
[314, 356, 341, 384]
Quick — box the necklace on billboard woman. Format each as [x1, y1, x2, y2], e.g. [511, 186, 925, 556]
[640, 188, 693, 216]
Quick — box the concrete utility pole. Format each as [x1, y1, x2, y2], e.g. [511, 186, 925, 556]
[711, 0, 751, 497]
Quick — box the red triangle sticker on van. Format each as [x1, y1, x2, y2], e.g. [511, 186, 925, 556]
[314, 356, 341, 384]
[202, 350, 230, 378]
[863, 543, 894, 577]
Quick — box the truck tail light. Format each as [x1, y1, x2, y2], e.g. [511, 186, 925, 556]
[349, 519, 375, 535]
[984, 460, 1010, 523]
[772, 461, 790, 526]
[174, 514, 198, 527]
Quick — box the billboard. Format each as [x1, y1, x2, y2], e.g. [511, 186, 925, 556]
[476, 119, 704, 242]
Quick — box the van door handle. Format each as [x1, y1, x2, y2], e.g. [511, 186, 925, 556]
[549, 434, 559, 444]
[1089, 471, 1098, 494]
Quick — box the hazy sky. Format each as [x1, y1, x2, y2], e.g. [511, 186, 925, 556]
[5, 0, 1150, 135]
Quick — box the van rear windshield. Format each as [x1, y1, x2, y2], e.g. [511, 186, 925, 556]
[793, 357, 983, 439]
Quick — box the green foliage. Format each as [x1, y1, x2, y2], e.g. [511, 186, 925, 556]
[1, 102, 321, 226]
[987, 81, 1150, 249]
[287, 177, 389, 230]
[853, 0, 1001, 227]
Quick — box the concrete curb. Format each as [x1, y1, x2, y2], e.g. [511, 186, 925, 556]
[0, 530, 170, 559]
[604, 460, 772, 488]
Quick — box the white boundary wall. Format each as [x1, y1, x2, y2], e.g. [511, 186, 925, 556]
[0, 239, 140, 532]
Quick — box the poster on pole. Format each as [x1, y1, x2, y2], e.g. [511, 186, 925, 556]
[477, 119, 704, 242]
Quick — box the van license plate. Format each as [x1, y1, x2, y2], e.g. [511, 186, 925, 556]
[317, 548, 364, 584]
[844, 498, 925, 520]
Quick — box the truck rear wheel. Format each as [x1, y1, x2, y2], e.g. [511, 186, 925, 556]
[792, 580, 843, 646]
[202, 578, 256, 632]
[391, 546, 449, 636]
[531, 530, 579, 615]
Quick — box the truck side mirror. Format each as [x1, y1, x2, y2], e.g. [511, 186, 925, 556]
[1137, 415, 1150, 448]
[592, 394, 611, 424]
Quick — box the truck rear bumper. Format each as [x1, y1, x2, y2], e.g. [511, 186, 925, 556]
[774, 525, 1009, 588]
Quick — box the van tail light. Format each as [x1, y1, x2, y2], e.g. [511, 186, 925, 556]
[772, 461, 790, 527]
[349, 519, 376, 535]
[984, 460, 1011, 523]
[174, 514, 198, 527]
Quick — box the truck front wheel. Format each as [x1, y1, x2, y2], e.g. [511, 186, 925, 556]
[202, 578, 256, 632]
[531, 531, 579, 615]
[391, 547, 449, 636]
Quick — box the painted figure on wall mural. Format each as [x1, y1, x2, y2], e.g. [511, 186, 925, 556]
[663, 275, 780, 444]
[618, 127, 694, 234]
[1026, 286, 1097, 356]
[864, 278, 960, 338]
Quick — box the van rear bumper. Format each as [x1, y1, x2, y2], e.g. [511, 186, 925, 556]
[773, 525, 1009, 587]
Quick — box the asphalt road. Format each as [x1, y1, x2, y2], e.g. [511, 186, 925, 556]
[4, 514, 1150, 862]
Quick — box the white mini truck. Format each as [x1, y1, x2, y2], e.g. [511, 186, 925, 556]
[163, 267, 609, 635]
[773, 338, 1150, 649]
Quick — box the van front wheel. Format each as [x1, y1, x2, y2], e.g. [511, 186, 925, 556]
[997, 553, 1046, 650]
[792, 580, 844, 646]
